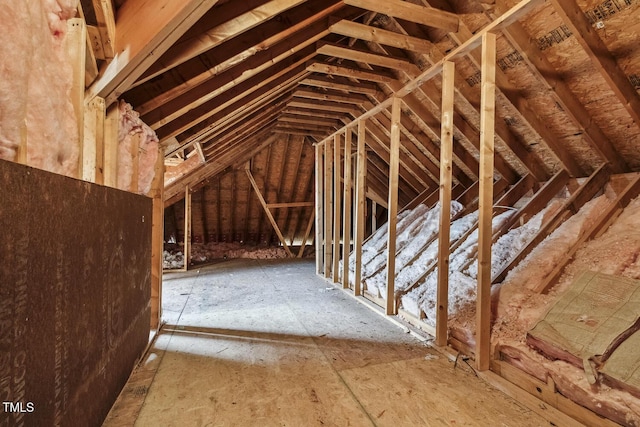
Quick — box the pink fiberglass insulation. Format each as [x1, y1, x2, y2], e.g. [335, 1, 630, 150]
[0, 0, 79, 176]
[117, 101, 159, 195]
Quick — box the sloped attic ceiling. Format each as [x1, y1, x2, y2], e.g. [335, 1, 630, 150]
[89, 0, 640, 213]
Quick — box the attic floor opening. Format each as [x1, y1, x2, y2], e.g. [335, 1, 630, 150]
[105, 258, 548, 426]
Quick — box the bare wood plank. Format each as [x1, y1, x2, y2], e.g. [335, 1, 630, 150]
[144, 0, 305, 81]
[535, 173, 640, 294]
[476, 33, 496, 372]
[130, 133, 141, 193]
[66, 18, 86, 179]
[298, 206, 316, 258]
[354, 120, 367, 296]
[324, 139, 334, 278]
[492, 164, 610, 285]
[317, 42, 420, 73]
[316, 0, 543, 148]
[342, 129, 353, 289]
[315, 144, 323, 273]
[294, 88, 369, 105]
[332, 134, 343, 283]
[493, 12, 628, 173]
[549, 0, 640, 128]
[92, 0, 116, 58]
[306, 62, 397, 83]
[184, 186, 192, 271]
[329, 19, 433, 54]
[343, 0, 459, 32]
[150, 149, 164, 329]
[87, 0, 221, 106]
[436, 61, 455, 347]
[386, 97, 402, 315]
[246, 167, 294, 257]
[301, 75, 380, 95]
[267, 201, 315, 208]
[103, 105, 119, 187]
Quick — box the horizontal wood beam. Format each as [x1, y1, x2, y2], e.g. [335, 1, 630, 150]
[317, 41, 420, 73]
[329, 19, 433, 54]
[343, 0, 459, 32]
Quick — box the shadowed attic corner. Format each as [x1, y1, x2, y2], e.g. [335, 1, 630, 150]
[1, 0, 640, 425]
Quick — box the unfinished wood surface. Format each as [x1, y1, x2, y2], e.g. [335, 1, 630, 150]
[66, 18, 86, 179]
[476, 33, 496, 372]
[103, 105, 119, 187]
[436, 61, 455, 347]
[332, 134, 342, 283]
[315, 144, 323, 274]
[151, 150, 164, 329]
[246, 166, 294, 257]
[342, 129, 353, 289]
[83, 96, 105, 183]
[343, 0, 459, 32]
[324, 139, 333, 278]
[108, 259, 550, 427]
[354, 120, 367, 296]
[386, 98, 402, 315]
[88, 0, 221, 105]
[535, 173, 640, 294]
[184, 186, 192, 271]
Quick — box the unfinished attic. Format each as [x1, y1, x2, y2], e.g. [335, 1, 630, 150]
[2, 0, 640, 425]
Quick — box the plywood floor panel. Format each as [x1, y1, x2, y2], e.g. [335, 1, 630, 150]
[104, 259, 549, 426]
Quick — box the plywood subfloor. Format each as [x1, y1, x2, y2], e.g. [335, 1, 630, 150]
[104, 259, 549, 426]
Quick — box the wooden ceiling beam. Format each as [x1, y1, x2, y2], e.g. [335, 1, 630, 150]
[179, 87, 294, 150]
[278, 114, 342, 127]
[293, 87, 371, 104]
[199, 94, 292, 151]
[301, 75, 381, 95]
[283, 107, 352, 120]
[385, 16, 549, 181]
[288, 98, 362, 114]
[86, 0, 220, 105]
[155, 64, 308, 141]
[317, 41, 420, 73]
[329, 19, 433, 54]
[165, 133, 279, 206]
[274, 127, 333, 138]
[548, 0, 640, 132]
[306, 61, 397, 83]
[140, 0, 306, 83]
[342, 0, 459, 32]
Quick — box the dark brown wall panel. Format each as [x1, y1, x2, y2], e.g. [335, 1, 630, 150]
[0, 160, 151, 427]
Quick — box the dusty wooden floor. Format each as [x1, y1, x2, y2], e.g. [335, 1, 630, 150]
[103, 259, 550, 426]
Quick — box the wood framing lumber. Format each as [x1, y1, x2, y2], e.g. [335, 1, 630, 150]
[267, 201, 315, 208]
[342, 0, 459, 32]
[150, 150, 164, 329]
[298, 207, 316, 258]
[436, 61, 455, 347]
[534, 172, 640, 294]
[549, 0, 640, 129]
[492, 165, 610, 284]
[476, 32, 496, 372]
[342, 129, 353, 289]
[315, 144, 323, 273]
[87, 0, 221, 106]
[142, 0, 306, 81]
[317, 42, 420, 73]
[329, 19, 433, 54]
[332, 134, 343, 283]
[66, 18, 86, 179]
[386, 97, 402, 315]
[324, 139, 334, 278]
[91, 0, 116, 58]
[354, 120, 367, 296]
[492, 6, 628, 173]
[184, 186, 192, 271]
[317, 0, 545, 148]
[245, 166, 294, 257]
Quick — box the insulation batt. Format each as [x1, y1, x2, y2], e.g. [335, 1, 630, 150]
[0, 0, 79, 175]
[117, 101, 159, 195]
